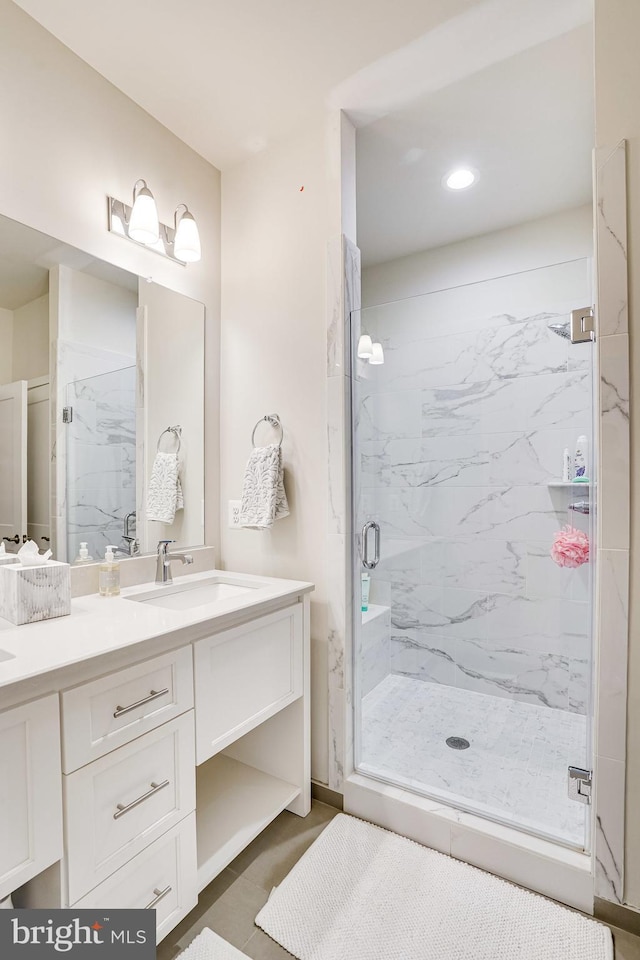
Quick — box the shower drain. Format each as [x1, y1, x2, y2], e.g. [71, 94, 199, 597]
[446, 736, 470, 750]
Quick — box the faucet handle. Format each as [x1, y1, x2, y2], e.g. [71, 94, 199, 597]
[156, 539, 175, 553]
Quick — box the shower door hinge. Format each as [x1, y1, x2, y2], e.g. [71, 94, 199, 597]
[570, 306, 595, 344]
[568, 766, 592, 804]
[62, 406, 73, 423]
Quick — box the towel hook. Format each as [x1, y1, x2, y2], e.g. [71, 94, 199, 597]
[251, 414, 284, 449]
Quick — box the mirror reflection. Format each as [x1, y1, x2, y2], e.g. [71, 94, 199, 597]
[0, 215, 205, 563]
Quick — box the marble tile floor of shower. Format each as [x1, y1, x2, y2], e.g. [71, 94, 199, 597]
[360, 674, 587, 847]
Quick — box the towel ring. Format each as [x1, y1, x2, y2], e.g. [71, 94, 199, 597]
[157, 425, 182, 455]
[251, 414, 284, 449]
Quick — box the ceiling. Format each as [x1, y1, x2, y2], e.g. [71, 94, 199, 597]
[10, 0, 594, 268]
[11, 0, 479, 170]
[356, 24, 594, 266]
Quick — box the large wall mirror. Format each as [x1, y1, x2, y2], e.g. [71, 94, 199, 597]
[0, 214, 205, 563]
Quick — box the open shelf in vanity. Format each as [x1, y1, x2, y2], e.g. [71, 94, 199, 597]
[196, 754, 299, 891]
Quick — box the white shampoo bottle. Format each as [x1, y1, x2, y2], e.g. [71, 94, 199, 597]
[573, 435, 589, 481]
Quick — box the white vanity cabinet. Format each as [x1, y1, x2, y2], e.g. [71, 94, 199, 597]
[194, 604, 304, 763]
[0, 694, 63, 901]
[11, 587, 311, 943]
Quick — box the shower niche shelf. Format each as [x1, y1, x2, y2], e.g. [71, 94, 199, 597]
[547, 481, 591, 489]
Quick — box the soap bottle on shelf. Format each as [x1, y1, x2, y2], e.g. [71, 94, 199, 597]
[99, 545, 120, 597]
[74, 542, 93, 564]
[573, 435, 589, 482]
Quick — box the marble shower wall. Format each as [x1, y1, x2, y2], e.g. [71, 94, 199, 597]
[356, 258, 594, 715]
[66, 363, 136, 562]
[592, 142, 630, 905]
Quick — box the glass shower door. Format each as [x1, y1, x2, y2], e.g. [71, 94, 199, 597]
[65, 365, 136, 563]
[352, 259, 595, 851]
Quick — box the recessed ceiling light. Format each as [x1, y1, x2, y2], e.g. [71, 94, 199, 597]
[444, 168, 477, 191]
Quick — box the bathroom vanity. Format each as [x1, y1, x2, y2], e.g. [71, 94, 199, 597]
[0, 569, 312, 941]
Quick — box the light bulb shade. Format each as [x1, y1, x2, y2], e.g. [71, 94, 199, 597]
[129, 185, 159, 244]
[357, 334, 373, 359]
[174, 209, 201, 263]
[369, 342, 385, 364]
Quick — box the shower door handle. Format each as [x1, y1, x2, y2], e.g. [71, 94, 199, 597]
[362, 521, 381, 569]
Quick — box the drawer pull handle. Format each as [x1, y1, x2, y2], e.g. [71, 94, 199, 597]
[145, 885, 172, 910]
[113, 688, 170, 718]
[113, 779, 170, 820]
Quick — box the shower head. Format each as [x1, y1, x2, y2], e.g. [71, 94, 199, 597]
[548, 320, 572, 340]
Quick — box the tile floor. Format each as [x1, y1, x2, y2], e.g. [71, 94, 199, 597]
[360, 674, 587, 846]
[157, 801, 640, 959]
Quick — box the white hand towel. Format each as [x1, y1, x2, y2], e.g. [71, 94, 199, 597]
[239, 443, 289, 530]
[146, 451, 184, 523]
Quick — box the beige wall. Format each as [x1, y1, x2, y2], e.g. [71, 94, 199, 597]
[595, 0, 640, 910]
[0, 306, 12, 383]
[0, 0, 221, 548]
[220, 115, 341, 784]
[12, 295, 49, 382]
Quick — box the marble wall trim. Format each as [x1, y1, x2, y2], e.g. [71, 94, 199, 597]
[594, 141, 630, 905]
[326, 235, 360, 790]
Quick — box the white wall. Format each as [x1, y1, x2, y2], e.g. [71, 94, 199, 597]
[0, 307, 12, 383]
[220, 115, 340, 784]
[12, 294, 49, 382]
[362, 205, 593, 307]
[594, 0, 640, 911]
[0, 0, 221, 548]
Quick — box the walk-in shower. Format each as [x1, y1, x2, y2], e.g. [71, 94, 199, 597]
[351, 258, 595, 850]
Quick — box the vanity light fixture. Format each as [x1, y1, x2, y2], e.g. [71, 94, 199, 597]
[128, 180, 160, 244]
[357, 334, 374, 359]
[173, 204, 202, 263]
[369, 342, 385, 365]
[443, 168, 477, 191]
[108, 181, 202, 265]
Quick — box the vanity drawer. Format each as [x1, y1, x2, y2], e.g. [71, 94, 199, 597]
[64, 712, 195, 904]
[61, 646, 193, 773]
[73, 814, 197, 943]
[194, 603, 303, 764]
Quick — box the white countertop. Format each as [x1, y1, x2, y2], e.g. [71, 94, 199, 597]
[0, 569, 314, 695]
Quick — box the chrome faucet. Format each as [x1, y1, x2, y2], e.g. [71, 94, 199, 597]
[123, 511, 139, 556]
[155, 539, 194, 585]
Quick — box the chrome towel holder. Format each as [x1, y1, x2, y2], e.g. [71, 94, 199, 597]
[251, 413, 284, 448]
[157, 424, 182, 454]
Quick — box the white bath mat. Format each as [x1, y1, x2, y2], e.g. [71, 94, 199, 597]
[177, 928, 249, 960]
[255, 814, 612, 960]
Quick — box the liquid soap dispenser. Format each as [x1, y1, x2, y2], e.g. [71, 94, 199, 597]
[74, 541, 93, 564]
[99, 545, 120, 597]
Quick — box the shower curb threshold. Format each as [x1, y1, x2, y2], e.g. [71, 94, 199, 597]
[343, 772, 593, 913]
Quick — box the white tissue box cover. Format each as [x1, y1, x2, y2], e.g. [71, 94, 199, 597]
[0, 560, 71, 625]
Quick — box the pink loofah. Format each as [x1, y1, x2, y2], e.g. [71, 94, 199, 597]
[551, 525, 590, 568]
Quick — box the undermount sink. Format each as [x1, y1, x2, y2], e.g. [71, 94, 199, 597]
[125, 576, 259, 611]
